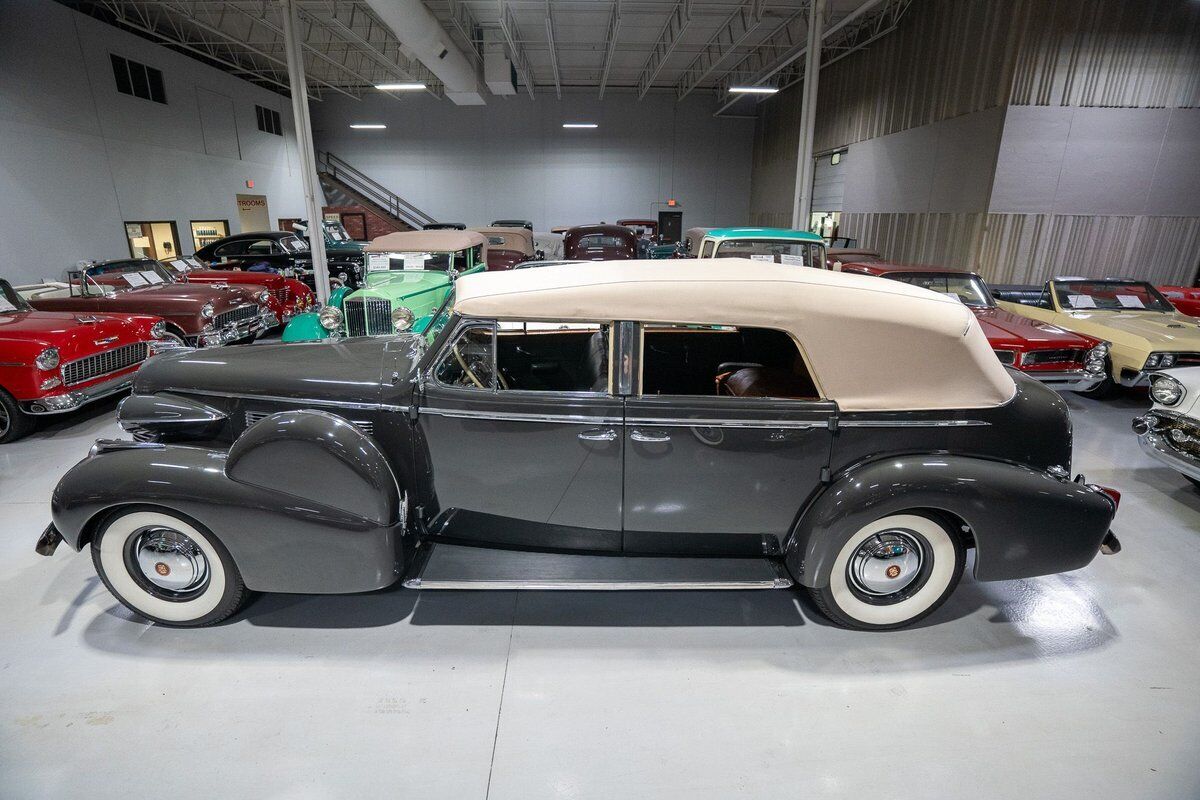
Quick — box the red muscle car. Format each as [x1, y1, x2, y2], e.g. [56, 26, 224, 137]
[839, 260, 1110, 391]
[0, 278, 182, 443]
[19, 259, 276, 347]
[165, 258, 314, 324]
[1159, 285, 1200, 318]
[563, 224, 638, 261]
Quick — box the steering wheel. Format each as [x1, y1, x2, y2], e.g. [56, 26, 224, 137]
[451, 342, 509, 389]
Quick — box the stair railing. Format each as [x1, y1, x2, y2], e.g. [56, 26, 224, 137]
[317, 151, 437, 230]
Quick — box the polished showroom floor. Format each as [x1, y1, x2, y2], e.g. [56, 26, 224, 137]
[2, 389, 1197, 799]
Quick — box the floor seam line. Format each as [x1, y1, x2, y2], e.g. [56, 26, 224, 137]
[483, 592, 518, 800]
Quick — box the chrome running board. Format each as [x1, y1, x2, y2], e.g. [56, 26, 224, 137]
[403, 543, 793, 590]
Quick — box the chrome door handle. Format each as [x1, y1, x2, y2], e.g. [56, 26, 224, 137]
[630, 429, 671, 443]
[578, 428, 617, 442]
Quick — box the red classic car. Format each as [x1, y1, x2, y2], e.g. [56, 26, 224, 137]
[18, 259, 276, 347]
[563, 224, 639, 261]
[1159, 285, 1200, 317]
[165, 258, 314, 324]
[0, 278, 181, 443]
[839, 260, 1109, 391]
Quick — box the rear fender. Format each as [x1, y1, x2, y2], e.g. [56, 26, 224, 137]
[785, 454, 1116, 588]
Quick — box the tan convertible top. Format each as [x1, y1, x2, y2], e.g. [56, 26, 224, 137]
[454, 259, 1016, 412]
[471, 227, 535, 255]
[366, 230, 486, 253]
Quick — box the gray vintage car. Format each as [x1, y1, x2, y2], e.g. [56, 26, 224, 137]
[38, 261, 1121, 630]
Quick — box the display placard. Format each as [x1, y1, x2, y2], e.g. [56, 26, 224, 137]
[1066, 294, 1096, 309]
[0, 295, 17, 312]
[749, 254, 774, 262]
[169, 259, 190, 273]
[400, 252, 430, 269]
[1115, 294, 1145, 309]
[123, 272, 149, 287]
[779, 254, 807, 267]
[367, 252, 390, 272]
[141, 270, 165, 285]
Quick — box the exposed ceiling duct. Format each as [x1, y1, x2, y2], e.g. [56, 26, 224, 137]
[362, 0, 486, 105]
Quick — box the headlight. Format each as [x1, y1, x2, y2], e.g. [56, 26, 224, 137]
[201, 302, 215, 319]
[1159, 353, 1177, 368]
[318, 306, 343, 331]
[1084, 342, 1108, 373]
[392, 306, 415, 332]
[257, 290, 271, 304]
[35, 347, 60, 370]
[338, 271, 349, 282]
[1150, 374, 1185, 406]
[151, 321, 167, 339]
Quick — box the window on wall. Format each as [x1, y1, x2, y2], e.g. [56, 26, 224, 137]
[110, 55, 166, 104]
[256, 105, 283, 136]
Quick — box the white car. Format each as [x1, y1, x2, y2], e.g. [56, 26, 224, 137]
[1133, 367, 1200, 489]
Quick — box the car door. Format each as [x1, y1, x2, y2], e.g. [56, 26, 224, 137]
[623, 323, 836, 556]
[415, 318, 624, 552]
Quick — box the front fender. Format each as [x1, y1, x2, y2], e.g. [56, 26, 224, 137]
[281, 311, 331, 342]
[51, 411, 407, 594]
[785, 455, 1116, 588]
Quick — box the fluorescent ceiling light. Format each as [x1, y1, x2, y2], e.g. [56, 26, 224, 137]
[563, 123, 598, 129]
[729, 86, 779, 95]
[350, 124, 387, 129]
[376, 83, 426, 91]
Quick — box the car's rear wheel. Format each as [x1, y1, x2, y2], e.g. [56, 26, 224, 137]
[91, 508, 249, 627]
[808, 513, 965, 630]
[0, 388, 35, 444]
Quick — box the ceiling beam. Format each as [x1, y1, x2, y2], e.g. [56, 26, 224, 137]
[597, 0, 622, 99]
[497, 1, 536, 98]
[545, 0, 562, 99]
[675, 0, 764, 100]
[635, 0, 692, 99]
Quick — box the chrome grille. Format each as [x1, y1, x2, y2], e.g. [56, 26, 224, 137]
[1155, 414, 1200, 460]
[343, 297, 393, 336]
[214, 304, 258, 329]
[993, 350, 1016, 365]
[273, 287, 288, 305]
[244, 409, 372, 435]
[61, 342, 149, 387]
[1021, 348, 1087, 366]
[1169, 352, 1200, 367]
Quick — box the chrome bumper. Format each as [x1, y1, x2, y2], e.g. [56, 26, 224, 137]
[1025, 369, 1106, 391]
[1119, 370, 1150, 387]
[197, 310, 277, 347]
[1135, 429, 1200, 482]
[23, 370, 138, 415]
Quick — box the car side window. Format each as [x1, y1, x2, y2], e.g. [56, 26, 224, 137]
[699, 241, 714, 258]
[434, 324, 497, 390]
[640, 324, 819, 400]
[495, 321, 610, 393]
[245, 239, 276, 256]
[213, 241, 246, 257]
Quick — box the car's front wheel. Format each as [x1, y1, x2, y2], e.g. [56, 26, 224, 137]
[808, 513, 965, 630]
[0, 388, 35, 444]
[91, 508, 249, 627]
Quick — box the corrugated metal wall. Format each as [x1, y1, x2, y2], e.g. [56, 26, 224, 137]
[750, 0, 1200, 284]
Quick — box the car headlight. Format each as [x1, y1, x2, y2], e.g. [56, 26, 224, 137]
[257, 290, 271, 304]
[150, 321, 168, 339]
[392, 306, 415, 332]
[201, 302, 215, 319]
[318, 306, 343, 331]
[1084, 342, 1108, 374]
[35, 347, 60, 370]
[1159, 353, 1177, 368]
[1150, 374, 1185, 406]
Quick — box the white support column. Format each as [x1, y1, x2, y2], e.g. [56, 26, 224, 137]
[791, 0, 826, 232]
[280, 0, 331, 305]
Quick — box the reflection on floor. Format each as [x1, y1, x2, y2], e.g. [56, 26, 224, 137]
[1, 388, 1198, 799]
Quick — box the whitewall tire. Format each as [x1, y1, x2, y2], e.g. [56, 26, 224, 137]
[91, 508, 249, 627]
[808, 513, 965, 630]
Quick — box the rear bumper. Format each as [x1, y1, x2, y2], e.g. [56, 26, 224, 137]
[1136, 427, 1200, 482]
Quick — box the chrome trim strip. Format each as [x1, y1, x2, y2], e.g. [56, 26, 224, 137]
[404, 577, 789, 590]
[838, 419, 989, 428]
[421, 407, 623, 425]
[626, 416, 825, 429]
[183, 388, 403, 412]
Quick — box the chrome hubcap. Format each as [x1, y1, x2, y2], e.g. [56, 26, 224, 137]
[133, 528, 209, 593]
[848, 531, 924, 596]
[0, 404, 9, 436]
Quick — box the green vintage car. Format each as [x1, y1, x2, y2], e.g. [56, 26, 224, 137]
[697, 227, 827, 268]
[281, 230, 487, 341]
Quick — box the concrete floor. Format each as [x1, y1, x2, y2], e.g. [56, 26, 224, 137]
[1, 390, 1198, 799]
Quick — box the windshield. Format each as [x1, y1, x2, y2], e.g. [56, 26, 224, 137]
[0, 279, 31, 313]
[84, 259, 175, 290]
[366, 250, 457, 273]
[426, 288, 455, 340]
[885, 272, 994, 308]
[578, 234, 630, 249]
[1053, 280, 1173, 312]
[714, 239, 814, 266]
[324, 222, 352, 242]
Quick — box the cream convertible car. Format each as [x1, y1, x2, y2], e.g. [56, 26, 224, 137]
[39, 262, 1121, 630]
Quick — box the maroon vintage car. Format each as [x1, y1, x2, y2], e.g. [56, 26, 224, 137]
[165, 258, 314, 324]
[839, 260, 1110, 392]
[18, 259, 276, 347]
[563, 224, 639, 261]
[472, 227, 538, 271]
[1159, 285, 1200, 318]
[0, 278, 181, 443]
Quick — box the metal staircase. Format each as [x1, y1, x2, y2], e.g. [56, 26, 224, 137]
[317, 151, 436, 232]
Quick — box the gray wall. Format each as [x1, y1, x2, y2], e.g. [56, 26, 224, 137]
[311, 92, 755, 233]
[0, 0, 308, 284]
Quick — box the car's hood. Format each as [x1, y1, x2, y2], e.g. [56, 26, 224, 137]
[972, 307, 1094, 348]
[98, 283, 261, 313]
[185, 270, 281, 288]
[1066, 310, 1200, 346]
[134, 336, 413, 407]
[0, 310, 152, 351]
[356, 271, 451, 299]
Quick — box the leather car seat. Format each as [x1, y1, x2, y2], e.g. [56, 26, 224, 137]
[716, 354, 817, 399]
[583, 329, 609, 392]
